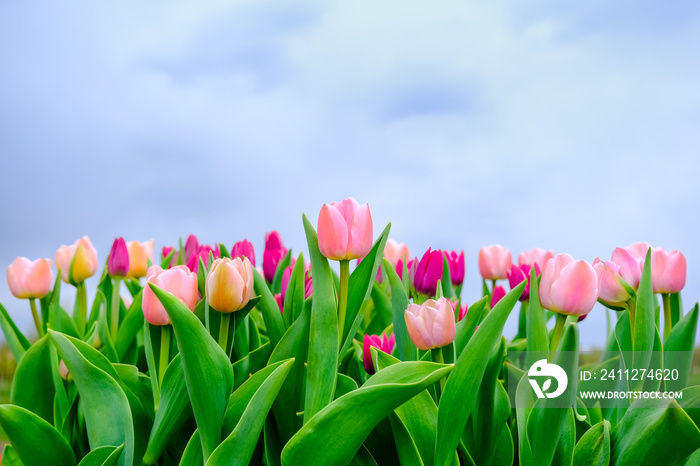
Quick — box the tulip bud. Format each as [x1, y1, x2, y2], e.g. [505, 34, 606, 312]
[265, 231, 285, 251]
[458, 302, 468, 322]
[55, 236, 98, 285]
[611, 247, 643, 290]
[539, 254, 598, 316]
[107, 238, 129, 278]
[184, 234, 200, 262]
[206, 257, 255, 313]
[413, 248, 443, 297]
[317, 197, 373, 261]
[517, 248, 555, 271]
[491, 285, 506, 308]
[362, 332, 396, 374]
[126, 240, 155, 279]
[507, 263, 540, 301]
[593, 259, 631, 307]
[6, 257, 53, 299]
[142, 265, 198, 325]
[625, 242, 651, 261]
[404, 297, 456, 350]
[478, 245, 512, 280]
[162, 246, 176, 267]
[384, 239, 410, 268]
[59, 360, 70, 381]
[650, 248, 686, 294]
[186, 245, 220, 274]
[231, 239, 256, 267]
[444, 250, 465, 286]
[263, 231, 288, 282]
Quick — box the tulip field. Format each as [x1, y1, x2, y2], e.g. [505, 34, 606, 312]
[1, 197, 699, 465]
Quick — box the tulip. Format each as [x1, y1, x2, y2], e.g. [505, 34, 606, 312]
[444, 250, 465, 286]
[478, 245, 512, 281]
[610, 248, 643, 290]
[363, 332, 396, 374]
[187, 245, 220, 274]
[55, 236, 98, 285]
[184, 234, 199, 262]
[593, 259, 631, 307]
[205, 257, 255, 313]
[107, 238, 129, 278]
[507, 263, 540, 301]
[7, 257, 53, 299]
[458, 302, 468, 322]
[491, 285, 506, 308]
[231, 239, 256, 267]
[518, 248, 555, 271]
[126, 240, 155, 279]
[279, 265, 313, 307]
[265, 231, 285, 252]
[404, 297, 456, 350]
[396, 258, 414, 281]
[161, 246, 176, 267]
[317, 197, 373, 261]
[413, 248, 444, 297]
[539, 254, 598, 316]
[142, 265, 198, 326]
[263, 231, 288, 282]
[650, 248, 686, 294]
[384, 239, 410, 268]
[625, 242, 651, 261]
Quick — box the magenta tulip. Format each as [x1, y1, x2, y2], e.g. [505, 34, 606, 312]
[7, 257, 53, 299]
[650, 248, 686, 294]
[539, 254, 598, 316]
[206, 257, 255, 313]
[507, 263, 540, 301]
[317, 197, 373, 261]
[187, 245, 220, 274]
[162, 246, 175, 264]
[458, 302, 468, 322]
[478, 245, 512, 280]
[363, 332, 396, 374]
[263, 231, 288, 282]
[231, 239, 256, 267]
[384, 239, 410, 267]
[107, 238, 129, 278]
[413, 248, 443, 297]
[444, 250, 465, 286]
[491, 285, 506, 308]
[142, 265, 198, 325]
[518, 248, 555, 271]
[404, 297, 456, 350]
[184, 234, 199, 262]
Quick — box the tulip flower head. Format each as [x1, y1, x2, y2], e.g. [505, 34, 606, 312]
[491, 285, 506, 308]
[277, 264, 313, 311]
[206, 257, 255, 313]
[593, 259, 632, 307]
[624, 242, 651, 261]
[55, 236, 98, 285]
[317, 197, 373, 261]
[507, 263, 540, 301]
[413, 248, 444, 297]
[126, 240, 155, 279]
[650, 248, 686, 294]
[518, 248, 555, 271]
[187, 245, 220, 274]
[161, 246, 176, 266]
[231, 239, 256, 267]
[444, 250, 465, 286]
[404, 297, 456, 350]
[107, 238, 129, 278]
[184, 235, 200, 262]
[478, 245, 512, 280]
[363, 332, 396, 374]
[458, 302, 468, 322]
[7, 257, 53, 299]
[263, 231, 288, 282]
[384, 239, 410, 268]
[142, 265, 198, 326]
[539, 254, 598, 317]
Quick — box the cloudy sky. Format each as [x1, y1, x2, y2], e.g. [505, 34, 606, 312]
[1, 0, 698, 346]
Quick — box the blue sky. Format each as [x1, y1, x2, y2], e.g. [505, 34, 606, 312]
[1, 0, 699, 346]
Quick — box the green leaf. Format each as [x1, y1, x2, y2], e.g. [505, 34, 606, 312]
[283, 253, 307, 327]
[281, 361, 453, 466]
[0, 404, 76, 466]
[115, 291, 144, 360]
[10, 335, 54, 423]
[253, 267, 286, 348]
[1, 446, 22, 466]
[78, 445, 125, 466]
[272, 249, 293, 294]
[435, 280, 525, 466]
[383, 258, 416, 361]
[207, 359, 295, 466]
[526, 271, 548, 367]
[678, 386, 700, 428]
[632, 248, 655, 389]
[149, 284, 234, 462]
[573, 420, 610, 466]
[302, 214, 338, 424]
[454, 296, 487, 358]
[664, 304, 699, 392]
[389, 414, 424, 466]
[441, 255, 456, 301]
[0, 301, 31, 362]
[232, 342, 273, 391]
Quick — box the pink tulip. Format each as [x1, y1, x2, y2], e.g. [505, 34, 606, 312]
[650, 248, 686, 294]
[186, 245, 220, 274]
[7, 257, 53, 299]
[491, 285, 506, 308]
[265, 231, 285, 251]
[274, 293, 284, 312]
[263, 231, 288, 282]
[444, 250, 465, 286]
[184, 235, 200, 262]
[317, 197, 373, 261]
[162, 246, 175, 264]
[142, 265, 198, 325]
[478, 245, 512, 280]
[518, 248, 555, 271]
[362, 332, 396, 374]
[126, 240, 155, 279]
[507, 263, 540, 301]
[404, 297, 456, 350]
[413, 248, 444, 297]
[231, 240, 256, 267]
[593, 259, 631, 307]
[206, 257, 255, 313]
[539, 254, 598, 316]
[396, 258, 414, 280]
[458, 302, 468, 322]
[278, 264, 313, 311]
[610, 248, 643, 290]
[55, 236, 98, 285]
[107, 238, 129, 278]
[625, 242, 651, 261]
[384, 239, 410, 268]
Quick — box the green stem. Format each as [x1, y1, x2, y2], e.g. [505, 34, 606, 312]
[76, 282, 87, 335]
[159, 325, 171, 386]
[662, 293, 672, 340]
[492, 280, 497, 293]
[431, 347, 445, 400]
[517, 300, 529, 339]
[111, 277, 121, 339]
[218, 312, 231, 352]
[549, 313, 567, 360]
[338, 260, 350, 345]
[29, 298, 44, 338]
[627, 298, 636, 336]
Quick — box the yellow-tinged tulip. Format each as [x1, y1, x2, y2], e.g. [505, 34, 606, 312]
[206, 257, 254, 313]
[55, 236, 98, 285]
[127, 239, 155, 279]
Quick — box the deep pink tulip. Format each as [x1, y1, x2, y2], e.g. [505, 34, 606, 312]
[231, 240, 256, 267]
[384, 239, 410, 268]
[126, 240, 155, 279]
[539, 254, 598, 316]
[206, 257, 255, 313]
[507, 263, 540, 301]
[404, 297, 456, 350]
[317, 197, 373, 261]
[593, 259, 631, 307]
[478, 245, 512, 280]
[413, 248, 444, 297]
[444, 250, 465, 286]
[491, 285, 506, 308]
[55, 236, 98, 285]
[184, 235, 199, 262]
[396, 258, 414, 281]
[279, 265, 313, 308]
[518, 248, 555, 271]
[162, 246, 175, 263]
[187, 245, 220, 274]
[458, 302, 468, 322]
[263, 231, 288, 282]
[274, 293, 284, 312]
[143, 265, 198, 325]
[265, 231, 285, 252]
[650, 248, 686, 294]
[363, 332, 396, 374]
[107, 238, 129, 278]
[7, 257, 53, 299]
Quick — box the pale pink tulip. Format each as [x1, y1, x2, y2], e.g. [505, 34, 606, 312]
[539, 254, 598, 316]
[317, 197, 373, 261]
[142, 265, 198, 325]
[7, 257, 53, 299]
[593, 259, 631, 307]
[384, 239, 410, 268]
[206, 257, 255, 313]
[55, 236, 98, 284]
[625, 242, 651, 261]
[650, 248, 686, 294]
[518, 248, 555, 271]
[404, 297, 456, 350]
[478, 245, 512, 280]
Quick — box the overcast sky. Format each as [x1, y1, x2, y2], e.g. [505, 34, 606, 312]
[1, 0, 699, 346]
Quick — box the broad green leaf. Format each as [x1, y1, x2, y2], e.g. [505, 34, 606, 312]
[454, 296, 487, 359]
[435, 281, 525, 466]
[282, 361, 453, 466]
[441, 255, 456, 301]
[1, 446, 22, 466]
[115, 291, 144, 360]
[253, 268, 286, 348]
[383, 258, 416, 361]
[150, 284, 233, 462]
[551, 408, 576, 466]
[573, 420, 610, 466]
[389, 414, 424, 466]
[664, 304, 699, 392]
[10, 335, 54, 423]
[78, 445, 125, 466]
[632, 248, 655, 390]
[207, 359, 294, 465]
[335, 373, 359, 399]
[49, 299, 80, 339]
[272, 249, 293, 294]
[180, 430, 204, 466]
[283, 253, 306, 327]
[350, 445, 379, 466]
[302, 215, 338, 424]
[0, 404, 76, 466]
[0, 302, 31, 362]
[232, 342, 273, 391]
[526, 271, 548, 367]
